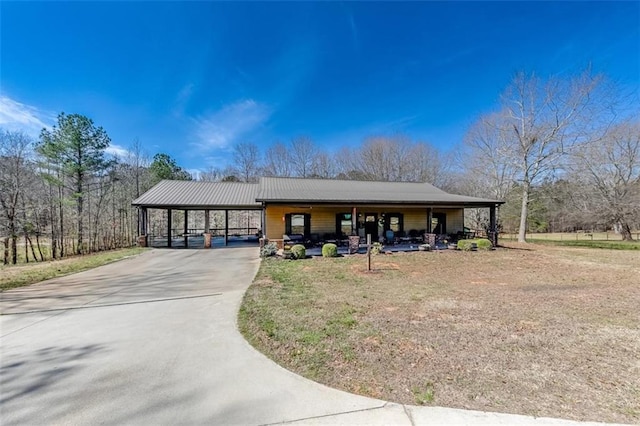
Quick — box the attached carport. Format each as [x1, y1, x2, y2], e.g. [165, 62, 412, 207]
[132, 180, 262, 248]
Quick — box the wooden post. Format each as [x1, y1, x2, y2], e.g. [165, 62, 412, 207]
[184, 210, 189, 248]
[167, 208, 172, 248]
[261, 205, 266, 238]
[366, 234, 372, 271]
[204, 209, 210, 233]
[489, 205, 497, 246]
[351, 207, 357, 235]
[224, 209, 229, 246]
[427, 208, 433, 233]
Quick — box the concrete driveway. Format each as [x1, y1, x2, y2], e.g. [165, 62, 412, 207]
[0, 248, 610, 425]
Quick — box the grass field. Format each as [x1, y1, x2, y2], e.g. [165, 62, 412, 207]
[501, 232, 640, 250]
[239, 243, 640, 423]
[0, 247, 147, 291]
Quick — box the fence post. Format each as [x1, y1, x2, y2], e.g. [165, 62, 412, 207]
[367, 234, 371, 271]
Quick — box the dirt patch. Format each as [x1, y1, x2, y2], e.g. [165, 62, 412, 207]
[239, 243, 640, 423]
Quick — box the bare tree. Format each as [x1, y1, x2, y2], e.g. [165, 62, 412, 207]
[264, 142, 291, 177]
[486, 71, 603, 242]
[570, 120, 640, 240]
[199, 166, 223, 182]
[232, 141, 260, 182]
[290, 136, 317, 178]
[0, 130, 33, 264]
[461, 112, 518, 200]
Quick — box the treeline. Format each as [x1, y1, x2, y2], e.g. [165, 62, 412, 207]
[1, 69, 639, 265]
[203, 71, 639, 242]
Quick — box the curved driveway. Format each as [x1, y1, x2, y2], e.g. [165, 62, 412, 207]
[1, 248, 607, 425]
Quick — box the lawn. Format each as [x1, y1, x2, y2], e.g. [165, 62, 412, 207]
[0, 247, 147, 291]
[239, 243, 640, 423]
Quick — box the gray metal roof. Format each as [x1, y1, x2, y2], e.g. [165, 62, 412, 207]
[132, 180, 261, 209]
[256, 177, 502, 206]
[132, 177, 503, 209]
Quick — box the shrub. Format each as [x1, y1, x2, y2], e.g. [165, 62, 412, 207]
[290, 244, 306, 260]
[457, 240, 475, 251]
[475, 238, 492, 250]
[260, 242, 278, 258]
[322, 243, 338, 257]
[371, 242, 384, 255]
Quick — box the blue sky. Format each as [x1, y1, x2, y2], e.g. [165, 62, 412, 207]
[2, 1, 639, 172]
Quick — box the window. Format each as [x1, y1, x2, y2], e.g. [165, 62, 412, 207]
[291, 214, 305, 235]
[336, 213, 353, 236]
[389, 216, 401, 232]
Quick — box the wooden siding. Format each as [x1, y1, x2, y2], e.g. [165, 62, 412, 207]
[265, 205, 465, 239]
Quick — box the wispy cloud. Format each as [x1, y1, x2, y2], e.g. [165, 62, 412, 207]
[172, 83, 195, 116]
[192, 99, 271, 150]
[0, 96, 53, 137]
[105, 143, 130, 158]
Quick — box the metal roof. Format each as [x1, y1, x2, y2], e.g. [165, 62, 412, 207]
[256, 177, 502, 206]
[132, 177, 503, 209]
[131, 180, 261, 209]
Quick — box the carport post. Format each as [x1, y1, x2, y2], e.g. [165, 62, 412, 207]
[224, 209, 229, 246]
[489, 204, 497, 246]
[184, 210, 189, 248]
[167, 208, 172, 248]
[204, 209, 210, 233]
[426, 208, 433, 233]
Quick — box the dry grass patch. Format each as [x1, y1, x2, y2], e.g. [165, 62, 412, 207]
[0, 247, 147, 291]
[239, 244, 640, 423]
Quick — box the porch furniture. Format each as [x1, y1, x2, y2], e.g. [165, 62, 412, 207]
[283, 234, 305, 250]
[385, 229, 395, 244]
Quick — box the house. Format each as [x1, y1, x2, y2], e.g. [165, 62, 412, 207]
[132, 177, 503, 248]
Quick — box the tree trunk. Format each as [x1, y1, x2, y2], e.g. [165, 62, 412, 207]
[618, 221, 634, 241]
[517, 182, 530, 243]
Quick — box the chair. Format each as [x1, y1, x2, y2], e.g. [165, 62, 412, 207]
[385, 229, 395, 244]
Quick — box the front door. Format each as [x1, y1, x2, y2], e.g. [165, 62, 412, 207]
[364, 213, 378, 240]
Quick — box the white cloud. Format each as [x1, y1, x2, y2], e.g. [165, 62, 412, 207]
[192, 99, 270, 150]
[105, 143, 130, 158]
[0, 96, 53, 137]
[172, 83, 195, 116]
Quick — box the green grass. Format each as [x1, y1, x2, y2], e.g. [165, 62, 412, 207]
[0, 247, 147, 291]
[527, 239, 640, 250]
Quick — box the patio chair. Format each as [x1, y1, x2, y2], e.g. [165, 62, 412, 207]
[385, 229, 395, 244]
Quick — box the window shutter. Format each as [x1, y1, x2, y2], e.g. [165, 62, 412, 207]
[304, 213, 311, 237]
[285, 214, 292, 235]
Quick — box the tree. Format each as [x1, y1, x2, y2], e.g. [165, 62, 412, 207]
[149, 153, 191, 184]
[290, 136, 317, 178]
[571, 121, 640, 240]
[231, 141, 260, 182]
[38, 113, 113, 254]
[470, 71, 604, 242]
[0, 130, 33, 264]
[264, 142, 292, 177]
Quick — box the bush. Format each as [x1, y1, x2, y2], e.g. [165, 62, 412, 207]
[371, 242, 384, 255]
[260, 242, 278, 258]
[457, 240, 475, 251]
[475, 238, 492, 250]
[322, 243, 338, 257]
[290, 244, 306, 260]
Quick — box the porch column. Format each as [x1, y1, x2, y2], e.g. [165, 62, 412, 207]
[426, 208, 433, 233]
[204, 209, 211, 249]
[167, 208, 172, 248]
[489, 204, 497, 246]
[137, 207, 148, 247]
[261, 205, 266, 239]
[351, 207, 357, 235]
[224, 209, 229, 246]
[183, 210, 189, 248]
[204, 209, 210, 233]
